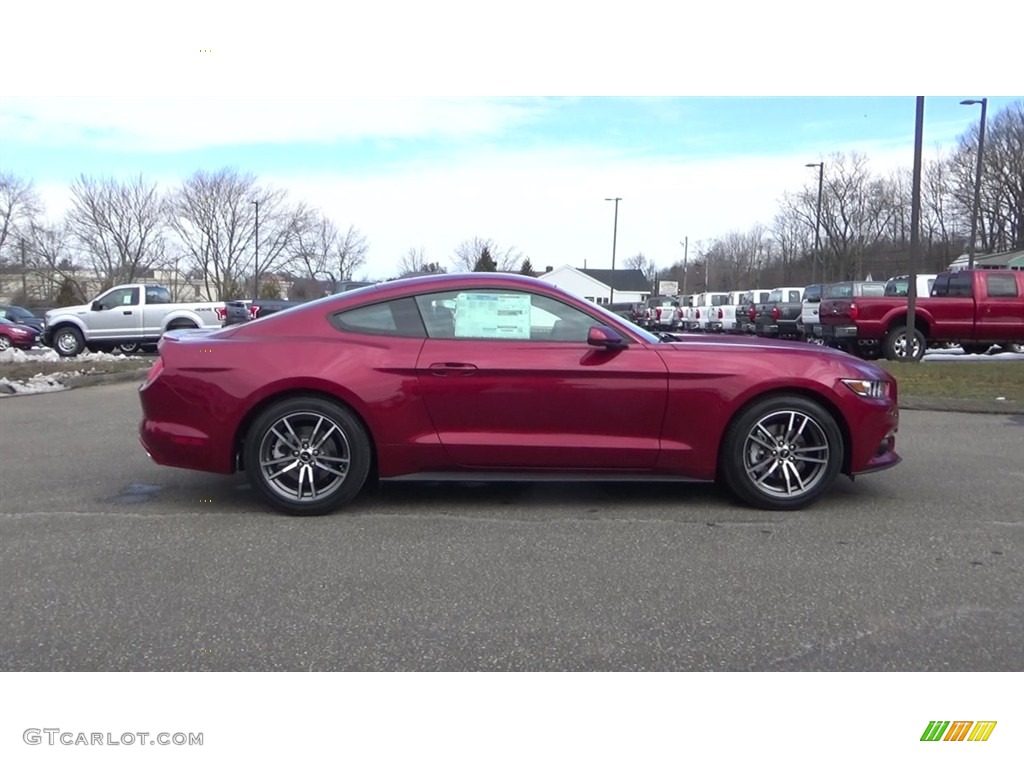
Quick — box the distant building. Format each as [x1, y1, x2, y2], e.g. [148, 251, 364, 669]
[947, 248, 1024, 272]
[534, 265, 651, 304]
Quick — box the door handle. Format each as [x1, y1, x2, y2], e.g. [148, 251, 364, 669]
[123, 311, 133, 315]
[428, 362, 478, 376]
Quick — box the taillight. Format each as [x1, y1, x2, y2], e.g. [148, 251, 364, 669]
[695, 309, 701, 319]
[850, 303, 858, 320]
[748, 307, 756, 321]
[214, 307, 227, 322]
[771, 306, 780, 320]
[717, 308, 723, 319]
[249, 305, 261, 319]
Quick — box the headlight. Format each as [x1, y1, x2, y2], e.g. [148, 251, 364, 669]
[841, 379, 890, 399]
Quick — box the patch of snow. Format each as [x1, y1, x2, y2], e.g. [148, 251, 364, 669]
[0, 373, 71, 395]
[0, 347, 139, 364]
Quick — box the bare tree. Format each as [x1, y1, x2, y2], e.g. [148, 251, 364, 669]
[0, 173, 43, 269]
[168, 168, 312, 300]
[290, 215, 367, 282]
[66, 174, 167, 289]
[25, 220, 89, 303]
[452, 237, 522, 272]
[398, 247, 429, 276]
[624, 252, 657, 284]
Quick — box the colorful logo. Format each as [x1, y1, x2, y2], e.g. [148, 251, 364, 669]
[921, 721, 997, 742]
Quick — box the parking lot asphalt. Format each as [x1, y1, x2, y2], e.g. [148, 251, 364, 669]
[1, 382, 1022, 671]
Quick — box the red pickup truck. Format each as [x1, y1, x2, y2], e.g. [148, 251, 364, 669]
[818, 269, 1024, 360]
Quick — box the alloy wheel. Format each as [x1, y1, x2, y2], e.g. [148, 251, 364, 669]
[741, 409, 831, 500]
[257, 411, 352, 503]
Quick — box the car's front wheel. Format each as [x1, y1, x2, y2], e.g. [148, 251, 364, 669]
[52, 326, 85, 357]
[243, 397, 372, 516]
[719, 396, 844, 511]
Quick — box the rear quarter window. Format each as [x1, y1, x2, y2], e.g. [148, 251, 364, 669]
[986, 274, 1019, 298]
[330, 297, 425, 337]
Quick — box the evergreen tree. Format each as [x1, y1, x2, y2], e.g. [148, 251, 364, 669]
[473, 247, 498, 272]
[519, 257, 535, 275]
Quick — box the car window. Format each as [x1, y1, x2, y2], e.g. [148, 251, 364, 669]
[827, 283, 852, 298]
[97, 288, 139, 309]
[788, 290, 801, 303]
[862, 283, 885, 296]
[330, 297, 425, 337]
[145, 286, 172, 304]
[985, 274, 1018, 298]
[414, 289, 600, 342]
[948, 273, 973, 297]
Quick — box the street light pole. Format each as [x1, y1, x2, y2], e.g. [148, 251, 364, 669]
[806, 162, 824, 283]
[605, 197, 621, 304]
[680, 237, 688, 296]
[252, 200, 260, 299]
[960, 98, 988, 270]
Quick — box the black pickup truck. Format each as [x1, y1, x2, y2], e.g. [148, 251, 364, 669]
[754, 286, 805, 339]
[222, 281, 378, 326]
[221, 298, 301, 326]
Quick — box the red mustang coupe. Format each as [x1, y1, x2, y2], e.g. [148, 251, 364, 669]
[139, 273, 900, 515]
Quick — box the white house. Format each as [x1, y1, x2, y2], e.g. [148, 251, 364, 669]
[534, 265, 651, 305]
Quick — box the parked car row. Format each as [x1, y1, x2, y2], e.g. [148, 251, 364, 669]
[636, 269, 1022, 361]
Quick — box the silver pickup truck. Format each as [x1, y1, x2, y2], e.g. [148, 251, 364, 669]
[42, 284, 224, 356]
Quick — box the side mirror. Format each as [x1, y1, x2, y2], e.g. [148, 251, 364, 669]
[587, 325, 627, 348]
[91, 301, 103, 311]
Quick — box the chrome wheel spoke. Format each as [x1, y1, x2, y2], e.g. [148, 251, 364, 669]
[314, 459, 348, 478]
[266, 459, 300, 481]
[270, 426, 299, 452]
[311, 423, 337, 451]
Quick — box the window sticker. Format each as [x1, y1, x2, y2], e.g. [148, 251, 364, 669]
[454, 292, 531, 339]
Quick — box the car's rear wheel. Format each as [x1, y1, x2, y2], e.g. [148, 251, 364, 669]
[244, 397, 371, 516]
[719, 396, 843, 511]
[884, 325, 925, 361]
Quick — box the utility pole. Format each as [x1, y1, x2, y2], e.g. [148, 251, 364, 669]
[680, 237, 688, 296]
[252, 200, 260, 299]
[905, 96, 925, 363]
[605, 197, 621, 304]
[960, 98, 988, 269]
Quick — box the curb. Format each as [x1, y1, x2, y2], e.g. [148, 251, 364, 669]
[65, 368, 152, 389]
[899, 396, 1024, 415]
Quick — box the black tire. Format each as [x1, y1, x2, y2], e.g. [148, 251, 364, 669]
[52, 326, 85, 357]
[883, 325, 925, 361]
[243, 396, 372, 516]
[960, 343, 990, 355]
[719, 395, 844, 511]
[0, 334, 11, 352]
[1000, 342, 1022, 354]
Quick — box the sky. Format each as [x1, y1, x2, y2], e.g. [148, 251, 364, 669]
[1, 2, 1021, 281]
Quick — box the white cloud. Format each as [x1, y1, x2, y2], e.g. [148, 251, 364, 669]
[0, 97, 545, 153]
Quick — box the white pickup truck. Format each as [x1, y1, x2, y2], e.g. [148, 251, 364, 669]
[707, 290, 750, 333]
[691, 291, 730, 332]
[42, 284, 225, 356]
